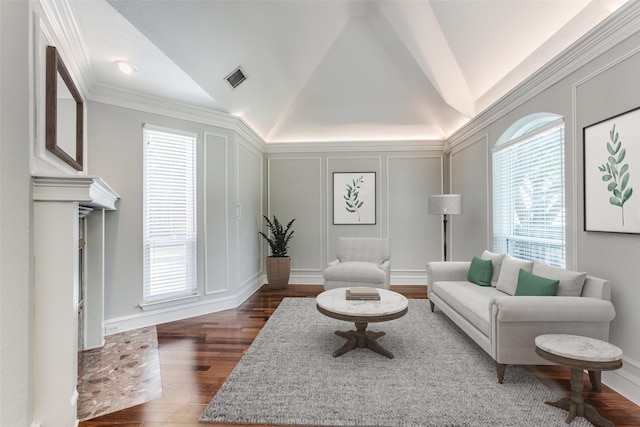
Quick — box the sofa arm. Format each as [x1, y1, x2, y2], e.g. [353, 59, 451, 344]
[426, 261, 470, 287]
[490, 296, 615, 323]
[380, 259, 390, 272]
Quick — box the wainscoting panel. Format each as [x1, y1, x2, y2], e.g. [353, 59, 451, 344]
[204, 132, 229, 294]
[267, 157, 323, 272]
[387, 156, 443, 270]
[237, 137, 263, 290]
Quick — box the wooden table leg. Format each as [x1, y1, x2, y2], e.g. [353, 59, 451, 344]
[545, 367, 613, 427]
[332, 322, 394, 359]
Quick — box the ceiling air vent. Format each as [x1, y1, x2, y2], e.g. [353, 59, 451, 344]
[225, 66, 246, 89]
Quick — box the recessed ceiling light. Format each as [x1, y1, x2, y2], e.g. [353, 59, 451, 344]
[115, 61, 138, 75]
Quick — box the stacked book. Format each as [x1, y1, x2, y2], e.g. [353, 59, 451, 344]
[345, 287, 380, 300]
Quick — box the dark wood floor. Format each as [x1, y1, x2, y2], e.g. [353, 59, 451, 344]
[80, 284, 640, 427]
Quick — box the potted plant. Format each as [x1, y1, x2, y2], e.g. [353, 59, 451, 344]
[259, 215, 295, 289]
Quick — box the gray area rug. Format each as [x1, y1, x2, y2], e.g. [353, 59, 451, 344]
[201, 298, 591, 426]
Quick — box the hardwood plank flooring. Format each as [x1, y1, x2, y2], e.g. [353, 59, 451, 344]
[79, 284, 640, 426]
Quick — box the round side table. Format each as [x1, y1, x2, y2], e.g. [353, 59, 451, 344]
[535, 334, 622, 427]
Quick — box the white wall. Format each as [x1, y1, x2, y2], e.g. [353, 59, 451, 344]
[448, 5, 640, 404]
[87, 102, 265, 332]
[0, 2, 33, 425]
[265, 145, 444, 284]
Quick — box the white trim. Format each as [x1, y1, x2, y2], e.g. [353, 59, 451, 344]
[603, 354, 640, 406]
[267, 156, 324, 271]
[203, 132, 230, 295]
[265, 140, 444, 154]
[32, 175, 120, 209]
[105, 276, 263, 335]
[448, 1, 640, 148]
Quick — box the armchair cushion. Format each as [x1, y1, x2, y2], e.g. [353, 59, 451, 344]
[323, 261, 387, 284]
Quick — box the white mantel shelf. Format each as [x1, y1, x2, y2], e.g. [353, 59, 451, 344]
[33, 175, 120, 210]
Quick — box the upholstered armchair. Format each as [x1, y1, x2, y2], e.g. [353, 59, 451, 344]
[322, 237, 391, 290]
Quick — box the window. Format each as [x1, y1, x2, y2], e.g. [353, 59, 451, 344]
[493, 114, 565, 267]
[143, 126, 197, 303]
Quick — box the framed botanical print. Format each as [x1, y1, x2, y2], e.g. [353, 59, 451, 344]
[584, 106, 640, 233]
[333, 172, 376, 225]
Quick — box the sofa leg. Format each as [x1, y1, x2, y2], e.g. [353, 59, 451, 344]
[496, 363, 506, 383]
[429, 300, 435, 312]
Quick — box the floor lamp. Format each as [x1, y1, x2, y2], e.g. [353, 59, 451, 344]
[428, 194, 462, 261]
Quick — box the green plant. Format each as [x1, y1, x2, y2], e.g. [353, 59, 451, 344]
[598, 123, 633, 225]
[259, 215, 295, 257]
[344, 175, 365, 221]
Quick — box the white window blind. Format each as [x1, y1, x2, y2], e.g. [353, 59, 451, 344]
[493, 118, 566, 267]
[143, 126, 197, 302]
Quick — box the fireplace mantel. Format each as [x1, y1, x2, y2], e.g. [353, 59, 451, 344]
[33, 175, 119, 209]
[32, 175, 119, 426]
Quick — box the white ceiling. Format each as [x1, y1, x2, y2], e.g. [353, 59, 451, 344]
[69, 0, 627, 143]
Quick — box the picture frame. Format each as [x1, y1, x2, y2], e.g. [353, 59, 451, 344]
[46, 45, 84, 171]
[584, 106, 640, 233]
[333, 172, 376, 225]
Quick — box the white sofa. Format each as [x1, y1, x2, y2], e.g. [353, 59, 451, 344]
[427, 251, 616, 384]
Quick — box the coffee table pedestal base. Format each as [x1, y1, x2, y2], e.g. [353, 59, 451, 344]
[545, 367, 613, 427]
[333, 322, 393, 359]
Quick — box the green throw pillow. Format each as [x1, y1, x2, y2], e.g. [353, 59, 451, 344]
[468, 256, 492, 287]
[514, 269, 559, 296]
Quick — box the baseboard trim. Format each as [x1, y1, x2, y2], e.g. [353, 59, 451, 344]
[603, 354, 640, 406]
[104, 278, 263, 335]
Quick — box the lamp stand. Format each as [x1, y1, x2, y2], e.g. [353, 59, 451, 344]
[442, 214, 448, 262]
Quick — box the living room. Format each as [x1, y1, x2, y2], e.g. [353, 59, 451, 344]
[2, 1, 640, 426]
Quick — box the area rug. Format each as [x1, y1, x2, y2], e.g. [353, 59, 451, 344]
[200, 298, 591, 426]
[77, 326, 162, 421]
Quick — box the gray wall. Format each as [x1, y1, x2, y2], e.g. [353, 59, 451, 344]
[0, 1, 32, 425]
[265, 149, 444, 284]
[448, 22, 640, 403]
[88, 102, 264, 329]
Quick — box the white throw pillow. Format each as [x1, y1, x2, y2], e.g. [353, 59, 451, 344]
[480, 250, 504, 287]
[496, 255, 534, 295]
[532, 260, 587, 297]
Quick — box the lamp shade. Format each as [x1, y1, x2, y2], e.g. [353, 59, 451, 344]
[428, 194, 462, 215]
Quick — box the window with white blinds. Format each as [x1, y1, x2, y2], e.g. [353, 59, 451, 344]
[143, 126, 197, 303]
[493, 117, 566, 267]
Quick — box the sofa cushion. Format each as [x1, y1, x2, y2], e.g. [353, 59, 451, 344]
[322, 261, 386, 284]
[496, 255, 534, 296]
[481, 250, 504, 286]
[468, 256, 492, 286]
[532, 260, 587, 297]
[431, 281, 503, 336]
[515, 269, 559, 296]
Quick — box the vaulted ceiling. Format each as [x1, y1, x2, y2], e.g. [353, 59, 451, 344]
[69, 0, 627, 143]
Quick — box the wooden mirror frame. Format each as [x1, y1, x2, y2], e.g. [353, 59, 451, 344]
[46, 45, 83, 171]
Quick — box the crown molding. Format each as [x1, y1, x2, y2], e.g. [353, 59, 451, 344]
[448, 0, 640, 147]
[263, 139, 444, 154]
[37, 0, 95, 96]
[88, 83, 266, 154]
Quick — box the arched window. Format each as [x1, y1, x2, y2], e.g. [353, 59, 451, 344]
[493, 113, 565, 267]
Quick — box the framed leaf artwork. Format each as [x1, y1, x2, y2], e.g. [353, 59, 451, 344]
[333, 172, 376, 225]
[584, 106, 640, 233]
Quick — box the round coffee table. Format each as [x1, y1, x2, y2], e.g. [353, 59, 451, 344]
[316, 287, 408, 359]
[535, 334, 623, 427]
